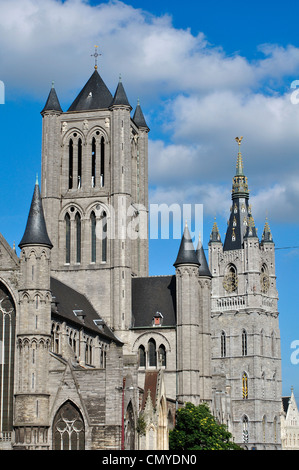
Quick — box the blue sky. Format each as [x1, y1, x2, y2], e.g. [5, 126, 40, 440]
[0, 0, 299, 399]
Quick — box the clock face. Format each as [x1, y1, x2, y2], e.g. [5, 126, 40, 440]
[223, 271, 238, 293]
[260, 272, 270, 293]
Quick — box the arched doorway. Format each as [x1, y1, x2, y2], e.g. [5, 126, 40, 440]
[53, 401, 85, 450]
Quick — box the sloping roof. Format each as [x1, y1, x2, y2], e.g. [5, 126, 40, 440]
[50, 277, 122, 344]
[41, 85, 62, 114]
[282, 396, 290, 414]
[19, 182, 53, 249]
[131, 275, 176, 328]
[110, 79, 131, 108]
[68, 70, 113, 112]
[133, 101, 149, 129]
[196, 238, 212, 277]
[173, 224, 199, 267]
[142, 371, 158, 410]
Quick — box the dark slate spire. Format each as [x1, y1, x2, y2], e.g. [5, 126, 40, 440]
[196, 234, 212, 277]
[173, 223, 199, 267]
[19, 179, 53, 249]
[41, 82, 62, 114]
[68, 69, 113, 112]
[244, 209, 258, 239]
[223, 137, 251, 251]
[110, 75, 131, 109]
[133, 99, 149, 130]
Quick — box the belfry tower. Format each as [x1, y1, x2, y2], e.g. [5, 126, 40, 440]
[209, 138, 282, 449]
[40, 57, 149, 335]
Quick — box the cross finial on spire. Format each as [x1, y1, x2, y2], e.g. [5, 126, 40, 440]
[91, 45, 101, 70]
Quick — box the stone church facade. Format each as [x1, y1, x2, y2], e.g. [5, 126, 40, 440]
[0, 65, 282, 450]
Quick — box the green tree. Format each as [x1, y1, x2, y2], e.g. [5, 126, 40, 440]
[169, 402, 242, 450]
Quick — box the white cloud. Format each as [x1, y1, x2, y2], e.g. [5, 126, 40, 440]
[1, 0, 299, 224]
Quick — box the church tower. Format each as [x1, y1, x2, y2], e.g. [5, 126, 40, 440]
[14, 181, 53, 449]
[209, 138, 282, 449]
[40, 57, 149, 334]
[174, 224, 212, 405]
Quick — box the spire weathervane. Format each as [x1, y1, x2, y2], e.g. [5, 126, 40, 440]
[91, 45, 101, 70]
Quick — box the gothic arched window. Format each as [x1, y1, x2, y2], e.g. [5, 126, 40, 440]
[102, 211, 107, 262]
[124, 401, 135, 450]
[75, 212, 81, 264]
[91, 137, 96, 187]
[148, 339, 157, 367]
[242, 415, 249, 443]
[159, 344, 166, 367]
[91, 211, 96, 263]
[65, 213, 71, 264]
[223, 264, 238, 293]
[78, 138, 82, 188]
[138, 345, 146, 368]
[100, 136, 105, 187]
[53, 401, 85, 450]
[68, 139, 73, 189]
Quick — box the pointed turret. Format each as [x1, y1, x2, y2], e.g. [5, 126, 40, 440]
[196, 233, 212, 277]
[209, 218, 221, 243]
[261, 217, 274, 244]
[41, 82, 62, 114]
[110, 75, 132, 109]
[244, 210, 258, 239]
[68, 69, 113, 111]
[19, 180, 53, 249]
[173, 223, 199, 267]
[133, 99, 149, 130]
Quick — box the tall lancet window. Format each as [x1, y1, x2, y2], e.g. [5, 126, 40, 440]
[78, 138, 82, 188]
[242, 329, 248, 356]
[221, 331, 226, 358]
[91, 211, 96, 263]
[75, 212, 81, 264]
[68, 139, 73, 189]
[102, 211, 107, 262]
[100, 136, 105, 187]
[65, 213, 71, 263]
[91, 137, 96, 187]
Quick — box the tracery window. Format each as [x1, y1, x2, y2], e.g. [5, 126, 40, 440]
[53, 401, 85, 450]
[223, 264, 238, 293]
